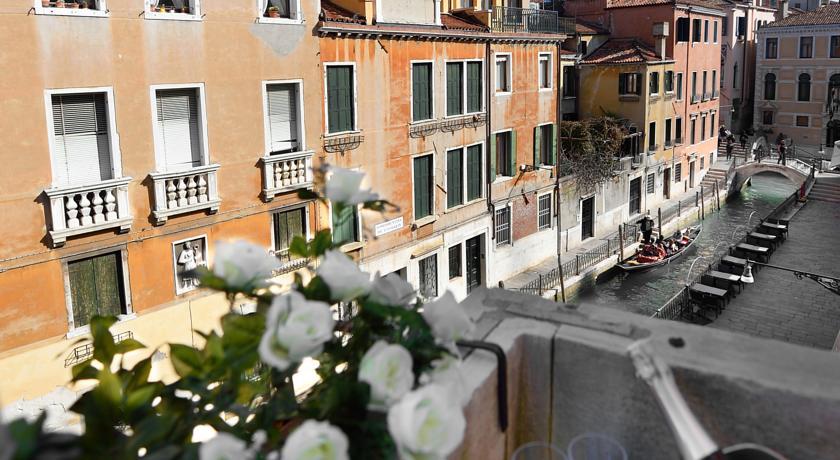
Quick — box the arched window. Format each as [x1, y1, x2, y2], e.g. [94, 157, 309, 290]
[764, 73, 776, 100]
[828, 74, 840, 113]
[798, 73, 811, 101]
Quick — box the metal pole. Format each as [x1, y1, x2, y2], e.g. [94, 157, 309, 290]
[658, 207, 663, 235]
[575, 254, 580, 275]
[618, 224, 625, 261]
[678, 201, 681, 217]
[700, 185, 705, 220]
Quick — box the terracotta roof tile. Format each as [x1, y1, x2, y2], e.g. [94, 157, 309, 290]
[321, 0, 365, 25]
[580, 38, 662, 64]
[442, 12, 488, 31]
[765, 4, 840, 27]
[575, 18, 610, 34]
[606, 0, 725, 9]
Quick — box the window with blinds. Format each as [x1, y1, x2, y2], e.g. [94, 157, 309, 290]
[446, 148, 463, 209]
[68, 251, 126, 329]
[332, 205, 359, 245]
[266, 83, 300, 154]
[155, 88, 203, 171]
[327, 65, 355, 134]
[412, 63, 433, 122]
[413, 155, 433, 219]
[647, 173, 655, 194]
[272, 207, 305, 263]
[51, 93, 113, 187]
[466, 144, 482, 201]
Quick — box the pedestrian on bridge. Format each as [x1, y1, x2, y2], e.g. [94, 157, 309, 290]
[739, 132, 748, 149]
[726, 139, 734, 160]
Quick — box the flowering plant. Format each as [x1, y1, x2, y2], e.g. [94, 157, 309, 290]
[3, 166, 474, 460]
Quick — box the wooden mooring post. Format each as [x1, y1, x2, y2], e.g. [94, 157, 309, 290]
[700, 185, 705, 219]
[618, 225, 625, 262]
[658, 208, 663, 235]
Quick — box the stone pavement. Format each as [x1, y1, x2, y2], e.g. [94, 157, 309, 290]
[709, 199, 840, 349]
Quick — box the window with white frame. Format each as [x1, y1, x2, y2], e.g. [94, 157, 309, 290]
[538, 53, 552, 89]
[413, 154, 434, 219]
[332, 204, 360, 245]
[66, 250, 130, 331]
[153, 87, 206, 172]
[495, 206, 511, 246]
[145, 0, 201, 18]
[538, 194, 552, 231]
[495, 54, 511, 93]
[326, 64, 356, 134]
[265, 82, 303, 155]
[260, 0, 300, 20]
[49, 91, 116, 187]
[272, 206, 306, 263]
[36, 0, 108, 15]
[446, 61, 483, 117]
[173, 236, 207, 295]
[646, 173, 655, 194]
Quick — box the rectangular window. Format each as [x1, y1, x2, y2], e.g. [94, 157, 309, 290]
[261, 0, 298, 19]
[412, 63, 433, 122]
[68, 251, 127, 329]
[648, 121, 656, 151]
[711, 70, 717, 96]
[722, 17, 728, 36]
[145, 0, 200, 18]
[796, 116, 809, 127]
[676, 73, 683, 100]
[702, 70, 707, 98]
[563, 66, 577, 97]
[704, 19, 709, 43]
[710, 113, 715, 134]
[413, 154, 434, 219]
[665, 118, 672, 146]
[265, 83, 301, 154]
[763, 110, 774, 125]
[448, 244, 462, 279]
[495, 55, 511, 93]
[539, 53, 552, 89]
[495, 131, 514, 177]
[154, 88, 204, 171]
[799, 37, 813, 58]
[326, 65, 355, 134]
[272, 207, 305, 263]
[675, 117, 683, 143]
[332, 205, 359, 245]
[538, 194, 552, 231]
[713, 20, 718, 42]
[700, 155, 705, 170]
[677, 17, 690, 42]
[495, 206, 511, 246]
[467, 144, 483, 201]
[538, 124, 555, 165]
[446, 148, 464, 209]
[446, 62, 464, 117]
[467, 62, 483, 113]
[649, 72, 660, 95]
[765, 38, 778, 59]
[831, 36, 840, 58]
[647, 173, 655, 194]
[619, 73, 641, 95]
[691, 72, 698, 101]
[675, 163, 682, 182]
[701, 115, 706, 141]
[419, 254, 438, 298]
[692, 18, 702, 42]
[664, 71, 674, 93]
[690, 118, 696, 144]
[736, 17, 746, 38]
[50, 92, 114, 186]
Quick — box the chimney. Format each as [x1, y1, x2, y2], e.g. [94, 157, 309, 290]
[652, 22, 669, 60]
[776, 0, 789, 20]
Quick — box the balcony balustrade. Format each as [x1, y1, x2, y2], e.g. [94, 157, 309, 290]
[45, 177, 133, 247]
[490, 6, 575, 34]
[260, 151, 314, 202]
[150, 164, 221, 225]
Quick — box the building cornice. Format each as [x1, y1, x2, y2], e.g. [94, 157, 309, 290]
[676, 5, 728, 17]
[316, 23, 567, 44]
[758, 24, 840, 34]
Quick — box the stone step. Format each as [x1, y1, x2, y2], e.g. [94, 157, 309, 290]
[809, 189, 840, 198]
[812, 182, 840, 192]
[809, 194, 840, 203]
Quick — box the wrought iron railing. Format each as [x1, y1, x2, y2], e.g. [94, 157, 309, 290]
[65, 331, 134, 367]
[490, 6, 575, 34]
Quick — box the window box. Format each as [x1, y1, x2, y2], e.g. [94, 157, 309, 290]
[260, 150, 314, 202]
[45, 177, 133, 247]
[149, 164, 221, 225]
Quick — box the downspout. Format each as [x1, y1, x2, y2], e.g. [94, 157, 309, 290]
[555, 41, 567, 303]
[485, 40, 494, 235]
[683, 7, 692, 181]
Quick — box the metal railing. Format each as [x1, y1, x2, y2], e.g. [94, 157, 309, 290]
[490, 6, 575, 34]
[65, 331, 134, 367]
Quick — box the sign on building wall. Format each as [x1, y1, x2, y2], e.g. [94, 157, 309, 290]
[172, 235, 208, 295]
[375, 217, 404, 237]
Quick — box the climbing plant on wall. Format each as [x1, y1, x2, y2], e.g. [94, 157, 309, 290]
[558, 117, 625, 195]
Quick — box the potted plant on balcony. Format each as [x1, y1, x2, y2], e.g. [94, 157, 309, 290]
[41, 0, 51, 7]
[78, 0, 88, 8]
[179, 5, 190, 13]
[68, 0, 79, 8]
[267, 5, 281, 17]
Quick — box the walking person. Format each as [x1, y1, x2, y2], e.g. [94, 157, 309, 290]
[776, 132, 787, 166]
[726, 138, 734, 160]
[739, 132, 748, 150]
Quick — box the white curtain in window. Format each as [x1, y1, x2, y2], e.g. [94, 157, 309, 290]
[156, 89, 202, 171]
[267, 84, 299, 154]
[51, 93, 113, 187]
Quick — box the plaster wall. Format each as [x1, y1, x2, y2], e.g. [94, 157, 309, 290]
[380, 0, 437, 24]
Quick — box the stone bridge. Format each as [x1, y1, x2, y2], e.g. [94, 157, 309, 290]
[730, 159, 813, 192]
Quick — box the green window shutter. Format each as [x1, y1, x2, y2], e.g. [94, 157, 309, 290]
[467, 144, 482, 201]
[328, 66, 354, 133]
[414, 156, 432, 218]
[332, 205, 358, 245]
[446, 63, 463, 117]
[447, 149, 463, 208]
[490, 133, 497, 181]
[533, 126, 541, 167]
[413, 63, 432, 121]
[509, 130, 517, 176]
[551, 124, 558, 166]
[69, 253, 123, 328]
[467, 62, 482, 113]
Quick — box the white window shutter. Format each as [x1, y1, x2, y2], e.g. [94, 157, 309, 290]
[266, 84, 299, 154]
[156, 89, 202, 171]
[51, 94, 113, 187]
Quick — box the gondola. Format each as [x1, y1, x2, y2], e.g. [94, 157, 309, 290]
[617, 224, 702, 272]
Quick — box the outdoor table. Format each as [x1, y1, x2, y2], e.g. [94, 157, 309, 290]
[720, 255, 747, 274]
[736, 243, 770, 263]
[707, 270, 743, 293]
[748, 232, 778, 250]
[760, 222, 788, 240]
[689, 283, 730, 314]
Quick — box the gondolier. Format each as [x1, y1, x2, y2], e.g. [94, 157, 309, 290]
[638, 215, 655, 243]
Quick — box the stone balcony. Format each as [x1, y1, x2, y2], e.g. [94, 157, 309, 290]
[44, 177, 133, 247]
[453, 288, 840, 459]
[259, 151, 314, 202]
[149, 164, 220, 225]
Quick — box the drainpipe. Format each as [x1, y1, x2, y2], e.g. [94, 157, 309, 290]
[485, 40, 494, 224]
[683, 8, 692, 180]
[555, 41, 566, 303]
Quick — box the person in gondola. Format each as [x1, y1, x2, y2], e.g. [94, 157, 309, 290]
[638, 215, 655, 244]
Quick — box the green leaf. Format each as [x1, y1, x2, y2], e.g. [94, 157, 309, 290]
[90, 316, 118, 364]
[220, 313, 265, 348]
[310, 230, 334, 257]
[70, 361, 98, 382]
[125, 384, 159, 415]
[289, 235, 309, 259]
[169, 344, 204, 378]
[127, 357, 153, 391]
[94, 367, 123, 407]
[297, 189, 319, 201]
[114, 338, 147, 355]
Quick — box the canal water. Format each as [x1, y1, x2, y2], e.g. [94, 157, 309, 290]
[570, 173, 798, 315]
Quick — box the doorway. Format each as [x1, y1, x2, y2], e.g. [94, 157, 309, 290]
[465, 235, 484, 294]
[689, 161, 696, 188]
[581, 196, 595, 240]
[663, 168, 671, 199]
[629, 177, 642, 216]
[827, 120, 840, 147]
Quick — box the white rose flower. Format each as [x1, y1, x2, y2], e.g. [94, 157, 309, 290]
[317, 250, 371, 302]
[213, 240, 280, 290]
[259, 291, 335, 371]
[368, 272, 416, 307]
[387, 384, 466, 460]
[420, 356, 471, 408]
[199, 432, 251, 460]
[280, 420, 350, 460]
[421, 291, 475, 344]
[325, 167, 379, 205]
[358, 340, 414, 409]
